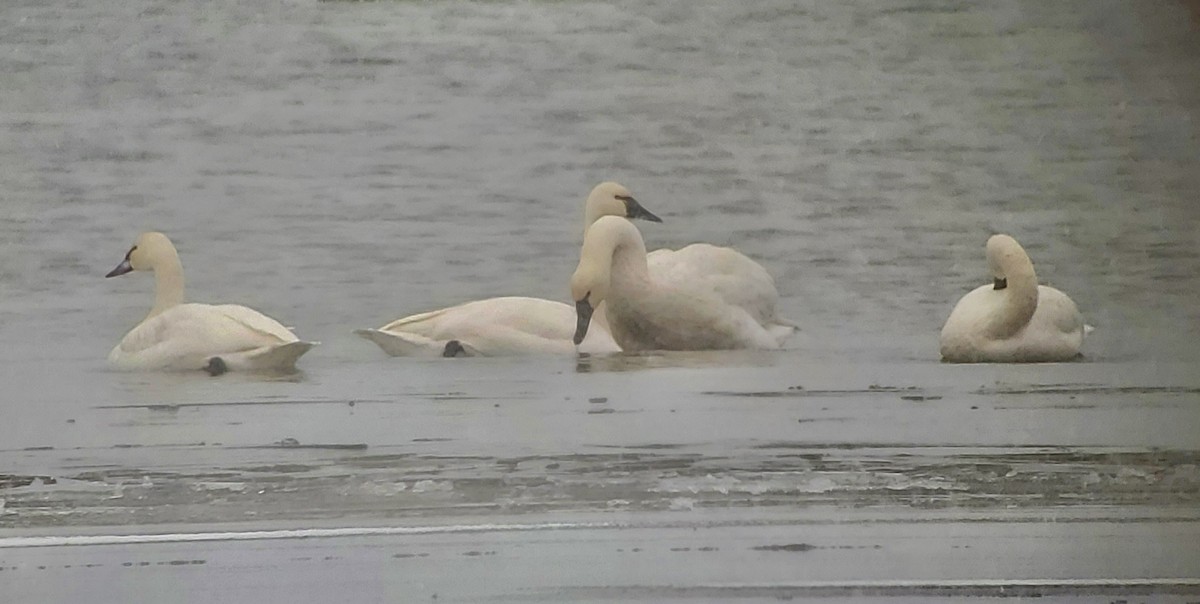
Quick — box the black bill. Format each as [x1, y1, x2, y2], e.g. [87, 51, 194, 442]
[573, 297, 594, 345]
[106, 258, 133, 278]
[619, 195, 662, 223]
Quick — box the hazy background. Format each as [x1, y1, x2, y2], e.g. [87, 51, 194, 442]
[1, 2, 1199, 599]
[2, 0, 1198, 369]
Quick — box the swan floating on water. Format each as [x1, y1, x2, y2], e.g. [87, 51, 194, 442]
[105, 232, 316, 374]
[355, 296, 620, 357]
[571, 216, 794, 351]
[358, 181, 793, 357]
[355, 182, 654, 357]
[940, 234, 1087, 363]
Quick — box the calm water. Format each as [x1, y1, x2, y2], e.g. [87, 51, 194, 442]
[2, 0, 1200, 598]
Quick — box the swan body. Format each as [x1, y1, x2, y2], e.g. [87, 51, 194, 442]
[358, 182, 656, 357]
[355, 296, 620, 357]
[647, 244, 786, 328]
[106, 232, 315, 372]
[940, 234, 1086, 363]
[571, 216, 793, 352]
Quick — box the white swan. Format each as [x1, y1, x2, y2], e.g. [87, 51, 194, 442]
[570, 216, 794, 351]
[940, 234, 1086, 363]
[105, 232, 316, 373]
[356, 182, 658, 357]
[355, 296, 620, 357]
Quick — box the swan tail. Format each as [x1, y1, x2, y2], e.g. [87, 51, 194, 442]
[1083, 323, 1096, 336]
[771, 315, 800, 329]
[354, 328, 444, 357]
[226, 340, 316, 371]
[766, 322, 797, 346]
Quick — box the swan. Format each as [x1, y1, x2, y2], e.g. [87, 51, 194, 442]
[570, 216, 794, 351]
[940, 234, 1086, 363]
[356, 182, 658, 357]
[355, 296, 621, 357]
[105, 232, 316, 373]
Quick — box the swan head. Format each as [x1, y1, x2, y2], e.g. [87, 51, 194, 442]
[106, 231, 176, 278]
[985, 234, 1035, 290]
[583, 181, 662, 230]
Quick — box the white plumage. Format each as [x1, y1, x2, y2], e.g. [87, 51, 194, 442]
[571, 216, 794, 352]
[106, 232, 315, 372]
[940, 234, 1086, 363]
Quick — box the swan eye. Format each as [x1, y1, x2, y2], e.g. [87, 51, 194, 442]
[993, 277, 1007, 290]
[614, 195, 632, 202]
[125, 245, 138, 260]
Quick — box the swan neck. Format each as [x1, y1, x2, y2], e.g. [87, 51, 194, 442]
[583, 206, 601, 238]
[608, 232, 650, 293]
[987, 265, 1037, 338]
[149, 253, 185, 318]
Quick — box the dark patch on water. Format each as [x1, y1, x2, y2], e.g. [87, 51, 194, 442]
[1, 474, 57, 489]
[242, 439, 368, 451]
[239, 464, 317, 474]
[95, 399, 355, 409]
[329, 57, 404, 66]
[752, 542, 817, 552]
[975, 385, 1200, 396]
[706, 385, 926, 398]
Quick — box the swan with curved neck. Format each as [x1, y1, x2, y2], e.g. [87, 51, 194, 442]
[106, 232, 315, 373]
[939, 234, 1086, 363]
[355, 182, 657, 357]
[571, 216, 792, 351]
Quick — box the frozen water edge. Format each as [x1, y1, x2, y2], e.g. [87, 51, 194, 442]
[2, 510, 1199, 602]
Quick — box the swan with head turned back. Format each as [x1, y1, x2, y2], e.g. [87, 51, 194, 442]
[355, 182, 659, 357]
[571, 216, 793, 351]
[939, 234, 1087, 363]
[105, 232, 316, 374]
[356, 296, 620, 357]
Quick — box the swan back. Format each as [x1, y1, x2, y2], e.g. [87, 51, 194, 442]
[647, 244, 780, 326]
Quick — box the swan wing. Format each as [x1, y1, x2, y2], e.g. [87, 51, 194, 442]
[210, 304, 300, 343]
[610, 286, 773, 351]
[649, 244, 780, 325]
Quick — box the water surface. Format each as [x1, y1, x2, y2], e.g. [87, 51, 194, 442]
[2, 0, 1199, 598]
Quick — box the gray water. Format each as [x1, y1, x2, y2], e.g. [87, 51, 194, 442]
[2, 0, 1200, 600]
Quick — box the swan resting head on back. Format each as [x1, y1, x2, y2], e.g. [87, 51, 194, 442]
[939, 234, 1086, 363]
[106, 231, 315, 373]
